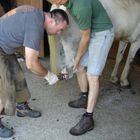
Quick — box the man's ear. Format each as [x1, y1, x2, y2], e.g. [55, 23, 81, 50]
[49, 18, 56, 25]
[47, 15, 53, 24]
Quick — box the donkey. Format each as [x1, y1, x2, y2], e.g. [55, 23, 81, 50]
[99, 0, 140, 87]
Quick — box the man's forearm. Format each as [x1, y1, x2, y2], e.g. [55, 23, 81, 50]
[27, 60, 48, 77]
[76, 39, 88, 60]
[76, 29, 91, 60]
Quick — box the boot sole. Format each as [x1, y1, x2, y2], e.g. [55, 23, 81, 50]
[69, 126, 94, 136]
[16, 111, 42, 118]
[68, 106, 87, 109]
[68, 104, 87, 109]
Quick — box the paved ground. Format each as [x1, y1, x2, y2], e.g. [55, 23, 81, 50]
[0, 58, 140, 140]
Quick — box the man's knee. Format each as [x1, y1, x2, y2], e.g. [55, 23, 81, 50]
[76, 65, 86, 74]
[87, 74, 99, 82]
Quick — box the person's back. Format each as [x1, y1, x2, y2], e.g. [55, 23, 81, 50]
[0, 5, 44, 54]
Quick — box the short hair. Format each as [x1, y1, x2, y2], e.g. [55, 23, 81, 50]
[50, 9, 69, 25]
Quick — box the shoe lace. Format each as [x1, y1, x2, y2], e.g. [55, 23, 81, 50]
[17, 102, 32, 111]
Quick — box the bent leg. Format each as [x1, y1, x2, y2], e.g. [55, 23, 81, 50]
[120, 41, 140, 87]
[70, 29, 114, 136]
[68, 65, 88, 108]
[86, 74, 99, 113]
[76, 65, 88, 92]
[110, 41, 128, 83]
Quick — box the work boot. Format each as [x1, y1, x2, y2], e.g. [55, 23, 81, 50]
[16, 102, 41, 118]
[0, 118, 14, 138]
[69, 113, 94, 136]
[68, 95, 87, 108]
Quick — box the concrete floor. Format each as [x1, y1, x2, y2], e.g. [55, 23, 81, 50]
[0, 58, 140, 140]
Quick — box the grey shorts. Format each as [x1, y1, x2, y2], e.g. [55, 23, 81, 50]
[80, 28, 115, 76]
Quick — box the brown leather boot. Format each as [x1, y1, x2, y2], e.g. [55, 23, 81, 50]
[69, 113, 94, 136]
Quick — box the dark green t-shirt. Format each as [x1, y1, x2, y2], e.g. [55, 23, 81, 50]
[65, 0, 113, 32]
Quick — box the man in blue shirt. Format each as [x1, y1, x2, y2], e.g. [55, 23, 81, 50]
[0, 5, 69, 138]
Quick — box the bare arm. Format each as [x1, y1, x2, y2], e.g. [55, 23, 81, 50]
[73, 29, 91, 70]
[25, 47, 48, 77]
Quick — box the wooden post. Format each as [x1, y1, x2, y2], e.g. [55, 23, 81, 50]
[48, 35, 59, 74]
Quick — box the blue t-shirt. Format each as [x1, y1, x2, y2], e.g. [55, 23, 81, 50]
[0, 5, 44, 54]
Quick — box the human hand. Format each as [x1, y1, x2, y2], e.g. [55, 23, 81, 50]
[73, 57, 80, 72]
[44, 71, 59, 85]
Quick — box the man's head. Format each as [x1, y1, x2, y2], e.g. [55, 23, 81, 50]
[44, 9, 69, 35]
